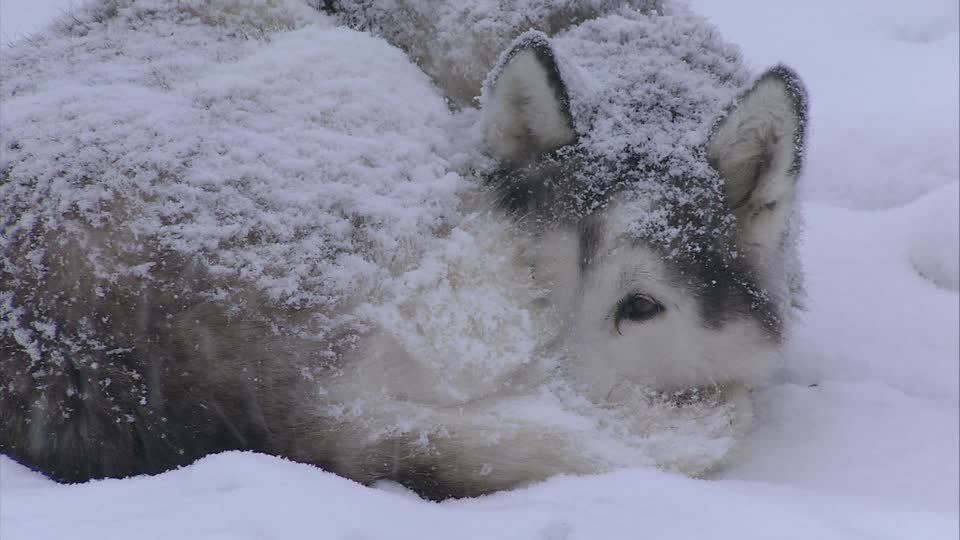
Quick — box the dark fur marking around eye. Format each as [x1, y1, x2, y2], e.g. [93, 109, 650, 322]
[677, 250, 783, 340]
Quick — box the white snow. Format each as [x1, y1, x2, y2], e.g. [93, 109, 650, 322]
[1, 0, 957, 539]
[1, 451, 954, 540]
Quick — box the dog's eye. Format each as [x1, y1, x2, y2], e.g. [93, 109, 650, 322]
[614, 293, 663, 334]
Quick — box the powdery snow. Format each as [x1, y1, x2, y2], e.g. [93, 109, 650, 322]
[1, 451, 954, 540]
[1, 0, 958, 538]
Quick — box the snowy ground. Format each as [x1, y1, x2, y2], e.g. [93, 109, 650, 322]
[1, 1, 957, 539]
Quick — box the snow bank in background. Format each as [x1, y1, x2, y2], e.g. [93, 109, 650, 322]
[722, 380, 958, 514]
[904, 182, 960, 292]
[784, 202, 959, 401]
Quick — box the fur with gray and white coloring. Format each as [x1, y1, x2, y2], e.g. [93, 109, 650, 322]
[324, 0, 663, 107]
[0, 0, 808, 501]
[478, 21, 808, 402]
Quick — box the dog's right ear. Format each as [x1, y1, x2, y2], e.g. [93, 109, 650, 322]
[482, 31, 576, 165]
[707, 65, 808, 255]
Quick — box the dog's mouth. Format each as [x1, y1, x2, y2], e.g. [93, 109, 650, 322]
[663, 385, 728, 407]
[602, 378, 732, 408]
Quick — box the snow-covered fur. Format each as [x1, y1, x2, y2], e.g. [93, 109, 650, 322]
[0, 0, 807, 500]
[479, 26, 808, 401]
[324, 0, 663, 107]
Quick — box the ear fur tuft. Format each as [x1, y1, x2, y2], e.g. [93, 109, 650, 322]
[707, 65, 808, 253]
[482, 31, 576, 164]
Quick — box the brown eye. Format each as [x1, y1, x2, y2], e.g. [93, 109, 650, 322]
[614, 293, 663, 334]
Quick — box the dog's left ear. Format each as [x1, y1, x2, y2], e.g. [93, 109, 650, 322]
[482, 31, 576, 165]
[707, 65, 808, 253]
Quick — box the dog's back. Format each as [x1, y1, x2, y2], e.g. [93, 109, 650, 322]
[0, 0, 458, 483]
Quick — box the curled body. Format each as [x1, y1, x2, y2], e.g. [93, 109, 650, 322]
[0, 0, 807, 500]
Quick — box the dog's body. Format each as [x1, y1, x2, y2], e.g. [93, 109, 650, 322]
[0, 0, 807, 500]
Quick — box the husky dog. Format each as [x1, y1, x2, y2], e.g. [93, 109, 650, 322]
[480, 26, 808, 406]
[0, 0, 807, 501]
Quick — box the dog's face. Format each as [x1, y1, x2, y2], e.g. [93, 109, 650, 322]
[482, 32, 807, 399]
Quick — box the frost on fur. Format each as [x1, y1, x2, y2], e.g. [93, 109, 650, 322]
[481, 32, 575, 163]
[0, 0, 471, 484]
[1, 0, 805, 500]
[707, 66, 809, 310]
[478, 12, 807, 393]
[324, 0, 663, 106]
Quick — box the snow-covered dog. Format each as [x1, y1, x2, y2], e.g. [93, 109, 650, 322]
[0, 0, 807, 500]
[480, 28, 808, 407]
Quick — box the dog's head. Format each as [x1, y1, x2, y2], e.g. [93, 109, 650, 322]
[481, 31, 807, 398]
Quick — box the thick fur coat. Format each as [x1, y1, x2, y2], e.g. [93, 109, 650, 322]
[0, 0, 807, 500]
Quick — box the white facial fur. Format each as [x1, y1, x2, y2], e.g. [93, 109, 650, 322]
[528, 205, 780, 403]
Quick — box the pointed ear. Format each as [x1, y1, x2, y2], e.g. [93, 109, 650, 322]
[481, 31, 576, 164]
[707, 65, 808, 252]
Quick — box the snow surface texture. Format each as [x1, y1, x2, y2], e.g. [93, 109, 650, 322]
[1, 0, 958, 538]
